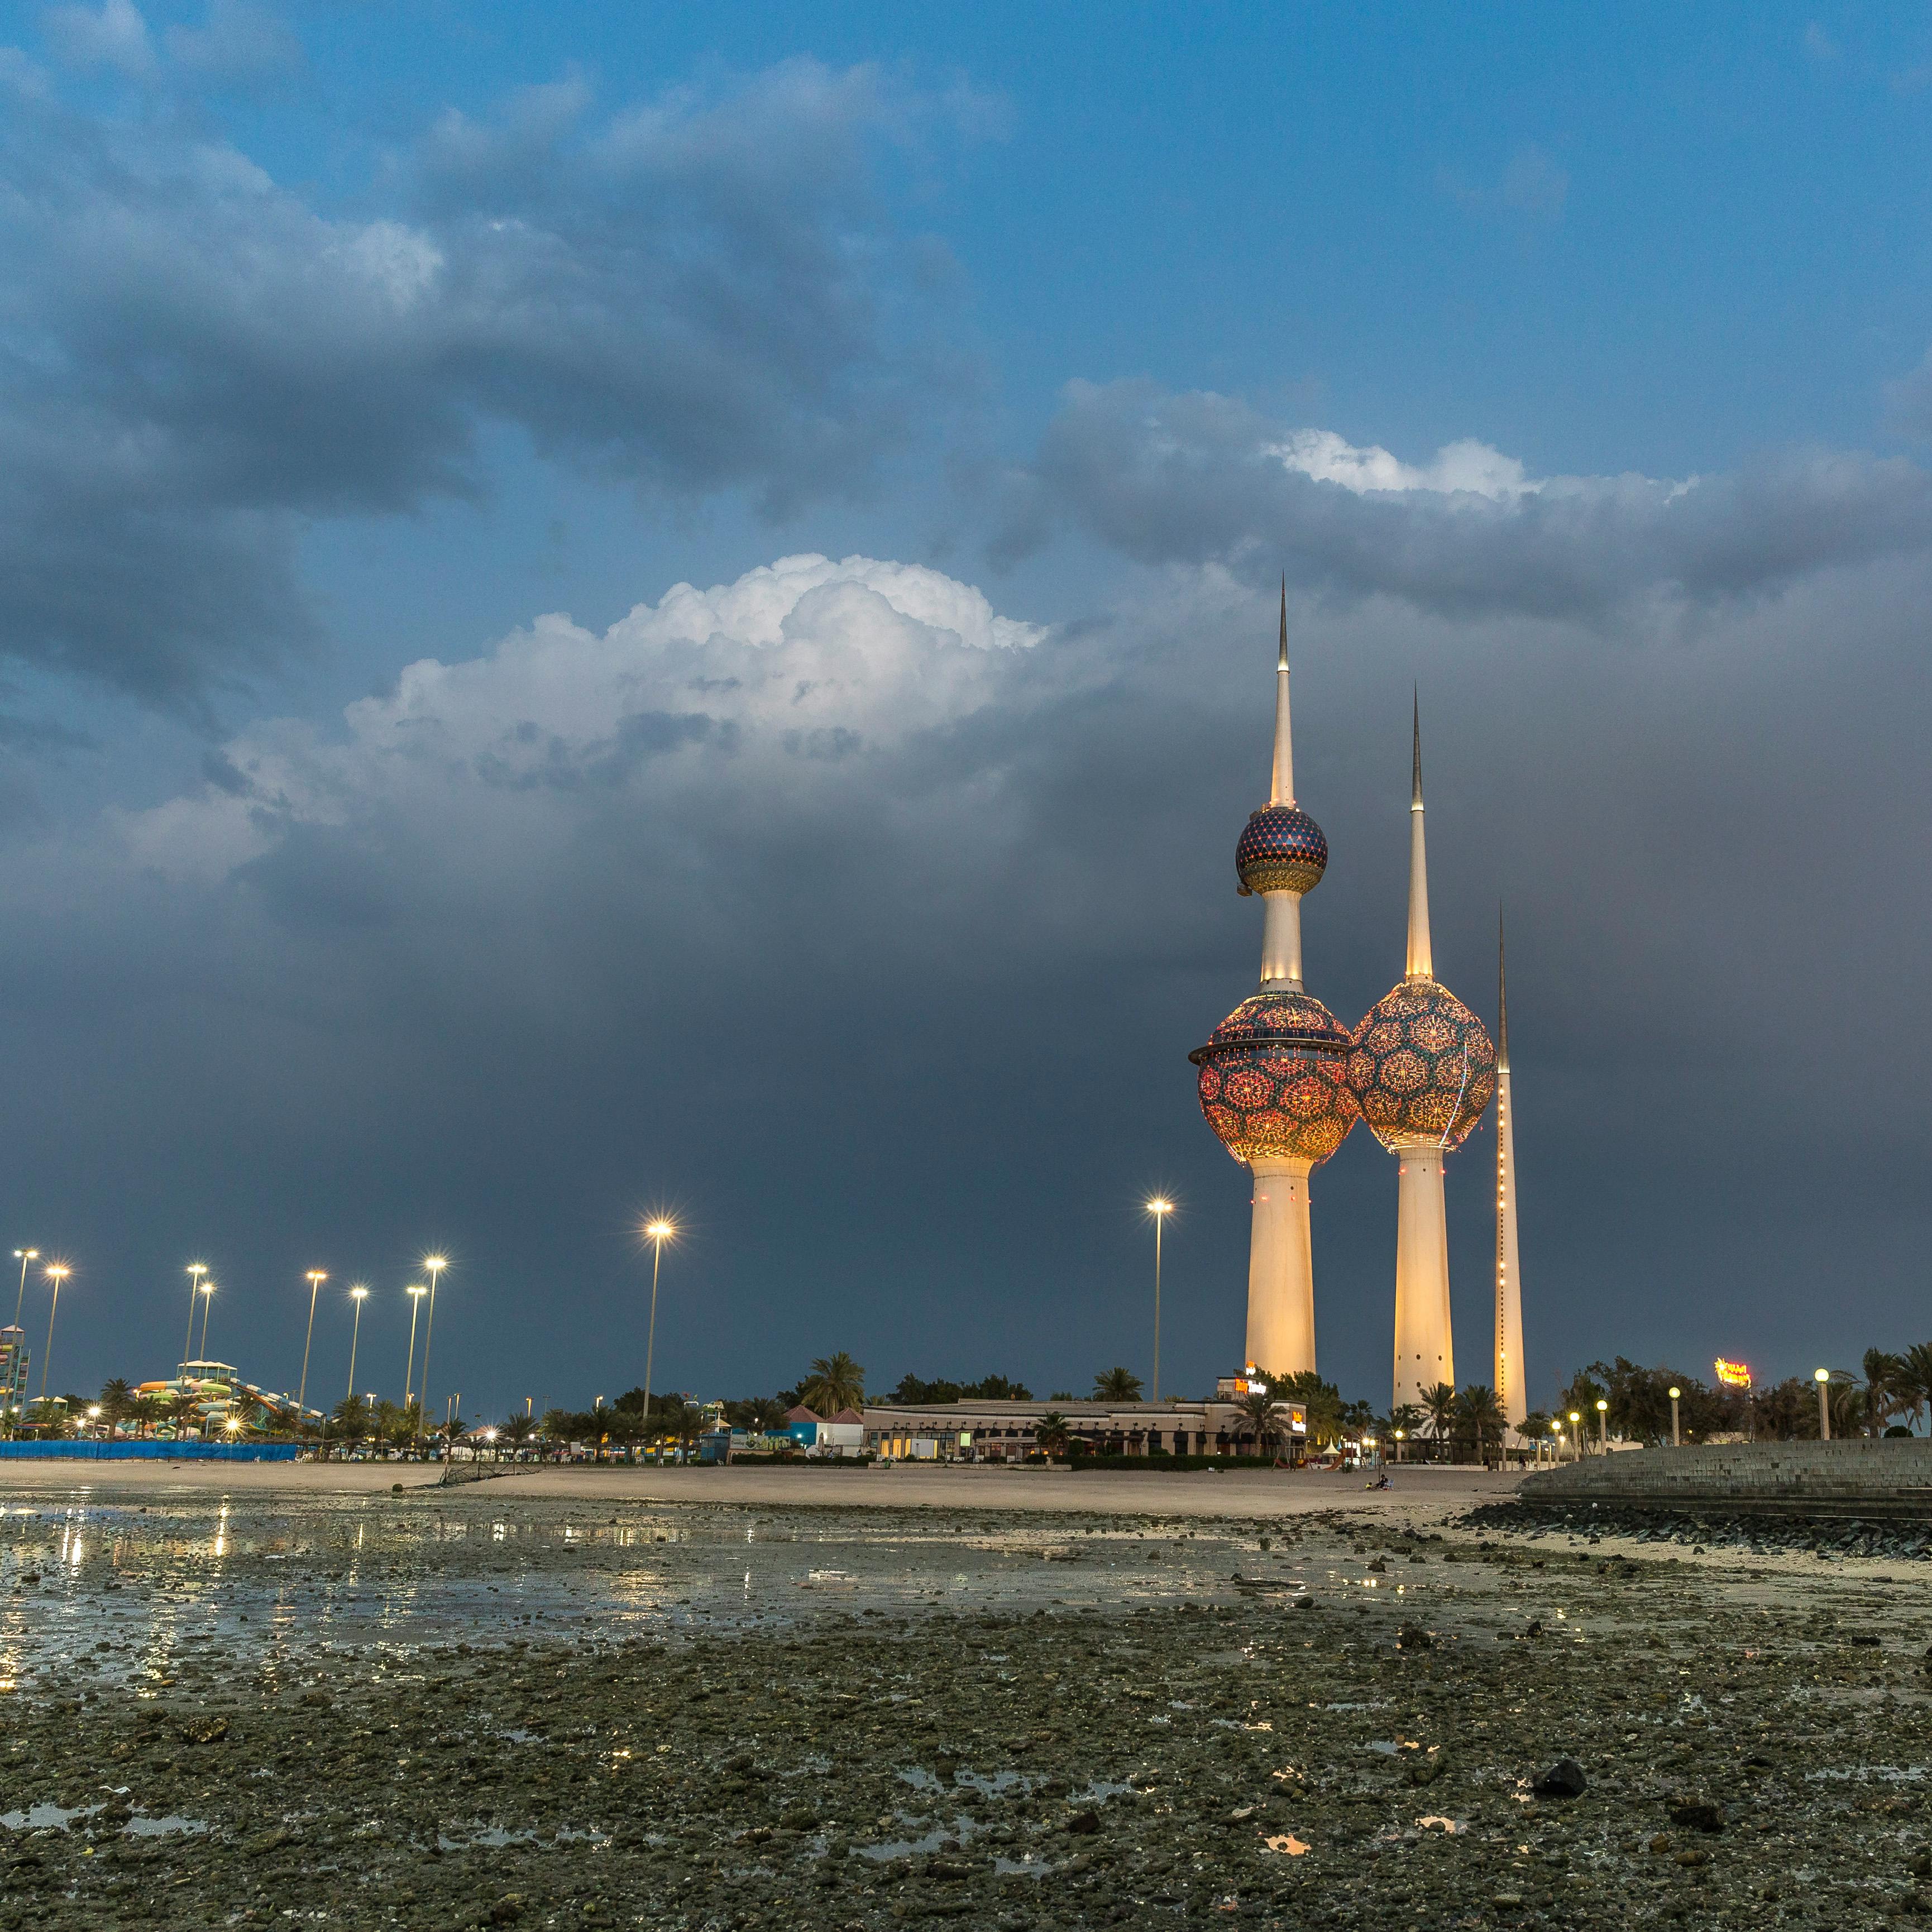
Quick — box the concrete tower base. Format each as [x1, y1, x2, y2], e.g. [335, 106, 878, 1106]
[1392, 1140, 1453, 1412]
[1245, 1156, 1316, 1376]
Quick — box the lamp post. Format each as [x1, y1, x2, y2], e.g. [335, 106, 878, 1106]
[195, 1281, 216, 1363]
[1595, 1398, 1609, 1454]
[1668, 1386, 1681, 1448]
[640, 1220, 677, 1448]
[11, 1249, 37, 1332]
[1815, 1368, 1831, 1442]
[182, 1264, 208, 1369]
[37, 1264, 69, 1406]
[1567, 1410, 1581, 1461]
[1394, 1428, 1405, 1465]
[297, 1271, 327, 1421]
[403, 1285, 427, 1414]
[1144, 1199, 1173, 1404]
[416, 1257, 447, 1457]
[346, 1287, 369, 1409]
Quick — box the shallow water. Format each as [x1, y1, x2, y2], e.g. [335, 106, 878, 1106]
[0, 1489, 1354, 1691]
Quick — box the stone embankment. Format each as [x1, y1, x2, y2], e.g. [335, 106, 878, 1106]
[1515, 1438, 1932, 1519]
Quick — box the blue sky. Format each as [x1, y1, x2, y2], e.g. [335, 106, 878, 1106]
[2, 0, 1930, 1422]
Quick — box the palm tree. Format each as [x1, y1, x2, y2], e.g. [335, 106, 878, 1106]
[1388, 1402, 1424, 1460]
[168, 1391, 202, 1441]
[97, 1378, 134, 1437]
[1421, 1383, 1458, 1462]
[331, 1397, 370, 1454]
[1861, 1349, 1906, 1437]
[1902, 1343, 1932, 1434]
[500, 1414, 537, 1459]
[1455, 1384, 1505, 1465]
[1231, 1390, 1283, 1459]
[132, 1394, 162, 1440]
[1034, 1410, 1072, 1458]
[1517, 1410, 1553, 1460]
[798, 1353, 866, 1415]
[1093, 1367, 1144, 1402]
[538, 1408, 576, 1460]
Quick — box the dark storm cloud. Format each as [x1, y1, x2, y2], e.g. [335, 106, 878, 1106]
[15, 547, 1932, 1417]
[0, 50, 978, 700]
[997, 377, 1932, 619]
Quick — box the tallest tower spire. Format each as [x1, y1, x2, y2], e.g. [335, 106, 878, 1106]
[1270, 578, 1294, 806]
[1405, 693, 1433, 979]
[1494, 910, 1527, 1426]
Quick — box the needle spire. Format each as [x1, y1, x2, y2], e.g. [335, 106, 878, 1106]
[1405, 691, 1432, 979]
[1270, 577, 1294, 805]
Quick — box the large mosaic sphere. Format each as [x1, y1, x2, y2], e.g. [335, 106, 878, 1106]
[1236, 804, 1328, 897]
[1345, 978, 1496, 1152]
[1190, 990, 1359, 1165]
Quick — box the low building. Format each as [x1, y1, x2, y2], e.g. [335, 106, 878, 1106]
[862, 1397, 1308, 1463]
[783, 1405, 865, 1453]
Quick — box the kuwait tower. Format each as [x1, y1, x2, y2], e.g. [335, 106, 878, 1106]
[1189, 590, 1359, 1376]
[1346, 705, 1496, 1412]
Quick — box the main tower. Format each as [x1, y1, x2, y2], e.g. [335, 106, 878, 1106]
[1189, 589, 1358, 1376]
[1345, 704, 1495, 1412]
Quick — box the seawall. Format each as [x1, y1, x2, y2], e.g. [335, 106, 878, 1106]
[1516, 1438, 1932, 1518]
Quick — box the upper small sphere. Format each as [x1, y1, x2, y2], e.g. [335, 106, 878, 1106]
[1345, 978, 1496, 1152]
[1236, 804, 1328, 897]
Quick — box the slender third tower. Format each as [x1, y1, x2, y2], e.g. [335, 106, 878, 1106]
[1494, 914, 1527, 1427]
[1190, 590, 1358, 1376]
[1345, 704, 1496, 1414]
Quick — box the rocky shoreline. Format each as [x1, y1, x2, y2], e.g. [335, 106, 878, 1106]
[0, 1498, 1928, 1928]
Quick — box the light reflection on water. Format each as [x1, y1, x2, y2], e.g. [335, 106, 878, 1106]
[0, 1491, 1255, 1686]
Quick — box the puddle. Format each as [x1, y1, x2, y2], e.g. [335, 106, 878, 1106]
[1, 1804, 96, 1831]
[126, 1814, 208, 1837]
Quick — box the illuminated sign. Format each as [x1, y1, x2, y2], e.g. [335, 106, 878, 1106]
[1714, 1358, 1752, 1389]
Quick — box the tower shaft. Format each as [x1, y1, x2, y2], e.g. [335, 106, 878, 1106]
[1392, 1142, 1453, 1411]
[1259, 892, 1302, 987]
[1495, 919, 1525, 1426]
[1246, 1156, 1316, 1376]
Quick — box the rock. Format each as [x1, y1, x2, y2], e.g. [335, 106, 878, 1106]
[1065, 1811, 1101, 1835]
[1396, 1625, 1431, 1650]
[1531, 1759, 1587, 1799]
[1666, 1797, 1726, 1834]
[1294, 1596, 1315, 1610]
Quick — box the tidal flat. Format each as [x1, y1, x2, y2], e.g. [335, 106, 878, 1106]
[0, 1475, 1927, 1930]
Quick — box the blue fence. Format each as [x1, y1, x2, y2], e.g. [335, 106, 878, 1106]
[0, 1441, 300, 1462]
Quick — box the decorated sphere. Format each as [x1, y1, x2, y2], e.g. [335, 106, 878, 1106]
[1236, 804, 1328, 897]
[1345, 978, 1496, 1151]
[1190, 991, 1359, 1165]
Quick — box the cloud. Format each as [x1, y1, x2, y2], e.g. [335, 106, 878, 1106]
[0, 56, 984, 701]
[163, 0, 302, 82]
[997, 377, 1932, 621]
[41, 0, 151, 74]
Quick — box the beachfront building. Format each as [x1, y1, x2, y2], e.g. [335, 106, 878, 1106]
[0, 1326, 28, 1417]
[1189, 590, 1359, 1378]
[862, 1396, 1308, 1463]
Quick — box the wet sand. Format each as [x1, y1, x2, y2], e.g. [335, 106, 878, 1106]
[0, 1470, 1924, 1929]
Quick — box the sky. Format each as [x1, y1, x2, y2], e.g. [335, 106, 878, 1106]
[2, 0, 1930, 1424]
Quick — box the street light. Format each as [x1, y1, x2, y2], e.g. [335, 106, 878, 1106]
[195, 1281, 217, 1363]
[1145, 1199, 1174, 1403]
[11, 1249, 37, 1331]
[1815, 1367, 1831, 1442]
[37, 1265, 70, 1405]
[346, 1287, 370, 1407]
[1595, 1398, 1608, 1453]
[640, 1220, 677, 1450]
[403, 1286, 427, 1414]
[417, 1256, 447, 1456]
[1394, 1428, 1405, 1465]
[183, 1264, 208, 1369]
[1567, 1410, 1581, 1461]
[298, 1271, 327, 1420]
[1668, 1386, 1681, 1448]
